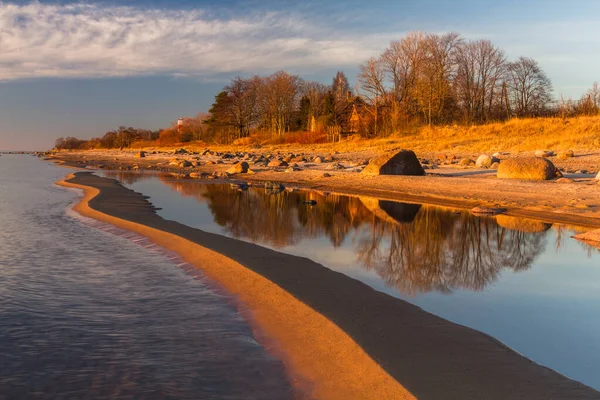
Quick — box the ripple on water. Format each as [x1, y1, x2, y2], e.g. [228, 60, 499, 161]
[0, 156, 293, 399]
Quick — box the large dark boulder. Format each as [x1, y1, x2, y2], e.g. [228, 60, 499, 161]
[497, 158, 561, 180]
[361, 150, 425, 176]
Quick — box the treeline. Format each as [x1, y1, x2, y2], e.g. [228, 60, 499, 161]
[54, 31, 600, 149]
[55, 126, 160, 150]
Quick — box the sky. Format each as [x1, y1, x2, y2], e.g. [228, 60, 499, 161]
[0, 0, 599, 150]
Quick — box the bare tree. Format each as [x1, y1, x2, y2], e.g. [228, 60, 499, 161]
[331, 71, 351, 126]
[358, 57, 387, 136]
[455, 40, 507, 123]
[507, 56, 553, 117]
[415, 32, 462, 125]
[225, 77, 258, 139]
[257, 71, 302, 137]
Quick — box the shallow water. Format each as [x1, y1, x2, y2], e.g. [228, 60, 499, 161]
[103, 170, 600, 391]
[0, 157, 293, 399]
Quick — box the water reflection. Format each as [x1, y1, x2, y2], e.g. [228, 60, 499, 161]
[99, 171, 600, 391]
[102, 172, 577, 295]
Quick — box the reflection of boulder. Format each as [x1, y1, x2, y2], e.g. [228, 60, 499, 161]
[496, 215, 552, 233]
[359, 197, 421, 224]
[574, 228, 600, 250]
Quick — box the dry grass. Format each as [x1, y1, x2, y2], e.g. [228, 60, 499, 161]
[407, 116, 600, 153]
[124, 116, 600, 156]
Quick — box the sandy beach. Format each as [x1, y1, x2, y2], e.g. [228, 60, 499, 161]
[49, 147, 600, 229]
[56, 170, 600, 399]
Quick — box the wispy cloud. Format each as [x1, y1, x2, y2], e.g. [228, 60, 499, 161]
[0, 2, 385, 80]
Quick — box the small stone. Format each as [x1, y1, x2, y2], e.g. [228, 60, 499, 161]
[556, 178, 574, 183]
[268, 159, 288, 167]
[322, 173, 332, 178]
[460, 158, 475, 167]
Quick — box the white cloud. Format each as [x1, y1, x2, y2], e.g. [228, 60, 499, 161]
[0, 2, 384, 80]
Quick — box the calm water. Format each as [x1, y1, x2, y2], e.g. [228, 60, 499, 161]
[0, 156, 293, 399]
[102, 170, 600, 391]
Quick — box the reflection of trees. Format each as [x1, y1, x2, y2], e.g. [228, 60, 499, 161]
[152, 181, 550, 295]
[356, 208, 547, 294]
[197, 185, 370, 248]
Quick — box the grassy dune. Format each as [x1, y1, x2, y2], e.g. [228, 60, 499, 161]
[125, 116, 600, 156]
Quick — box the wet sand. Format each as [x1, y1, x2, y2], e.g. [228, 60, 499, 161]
[58, 171, 599, 399]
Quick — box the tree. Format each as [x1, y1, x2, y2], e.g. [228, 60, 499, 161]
[331, 71, 351, 126]
[225, 77, 258, 139]
[455, 40, 507, 123]
[358, 57, 386, 136]
[257, 71, 302, 137]
[507, 57, 553, 117]
[415, 33, 462, 125]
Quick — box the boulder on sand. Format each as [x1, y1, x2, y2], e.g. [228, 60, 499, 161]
[595, 171, 600, 181]
[361, 150, 425, 176]
[476, 155, 492, 168]
[134, 151, 146, 158]
[497, 158, 561, 181]
[226, 161, 250, 174]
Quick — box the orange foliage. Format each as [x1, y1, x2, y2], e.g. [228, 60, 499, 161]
[158, 128, 179, 146]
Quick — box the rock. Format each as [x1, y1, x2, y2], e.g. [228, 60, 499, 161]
[178, 161, 192, 168]
[557, 150, 575, 159]
[490, 162, 500, 170]
[134, 151, 146, 158]
[596, 171, 600, 181]
[174, 148, 188, 155]
[322, 173, 332, 178]
[534, 150, 553, 158]
[326, 162, 344, 170]
[460, 158, 475, 167]
[313, 156, 324, 164]
[556, 178, 574, 183]
[291, 156, 306, 163]
[497, 158, 561, 180]
[476, 155, 492, 168]
[492, 152, 502, 158]
[324, 155, 334, 162]
[361, 150, 425, 176]
[226, 161, 250, 174]
[268, 159, 288, 167]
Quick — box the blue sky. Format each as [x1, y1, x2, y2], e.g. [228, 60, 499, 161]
[1, 0, 599, 150]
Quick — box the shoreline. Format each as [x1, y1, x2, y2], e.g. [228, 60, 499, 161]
[48, 150, 600, 229]
[57, 171, 599, 399]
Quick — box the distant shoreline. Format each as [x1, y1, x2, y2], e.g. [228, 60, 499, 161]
[56, 171, 600, 399]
